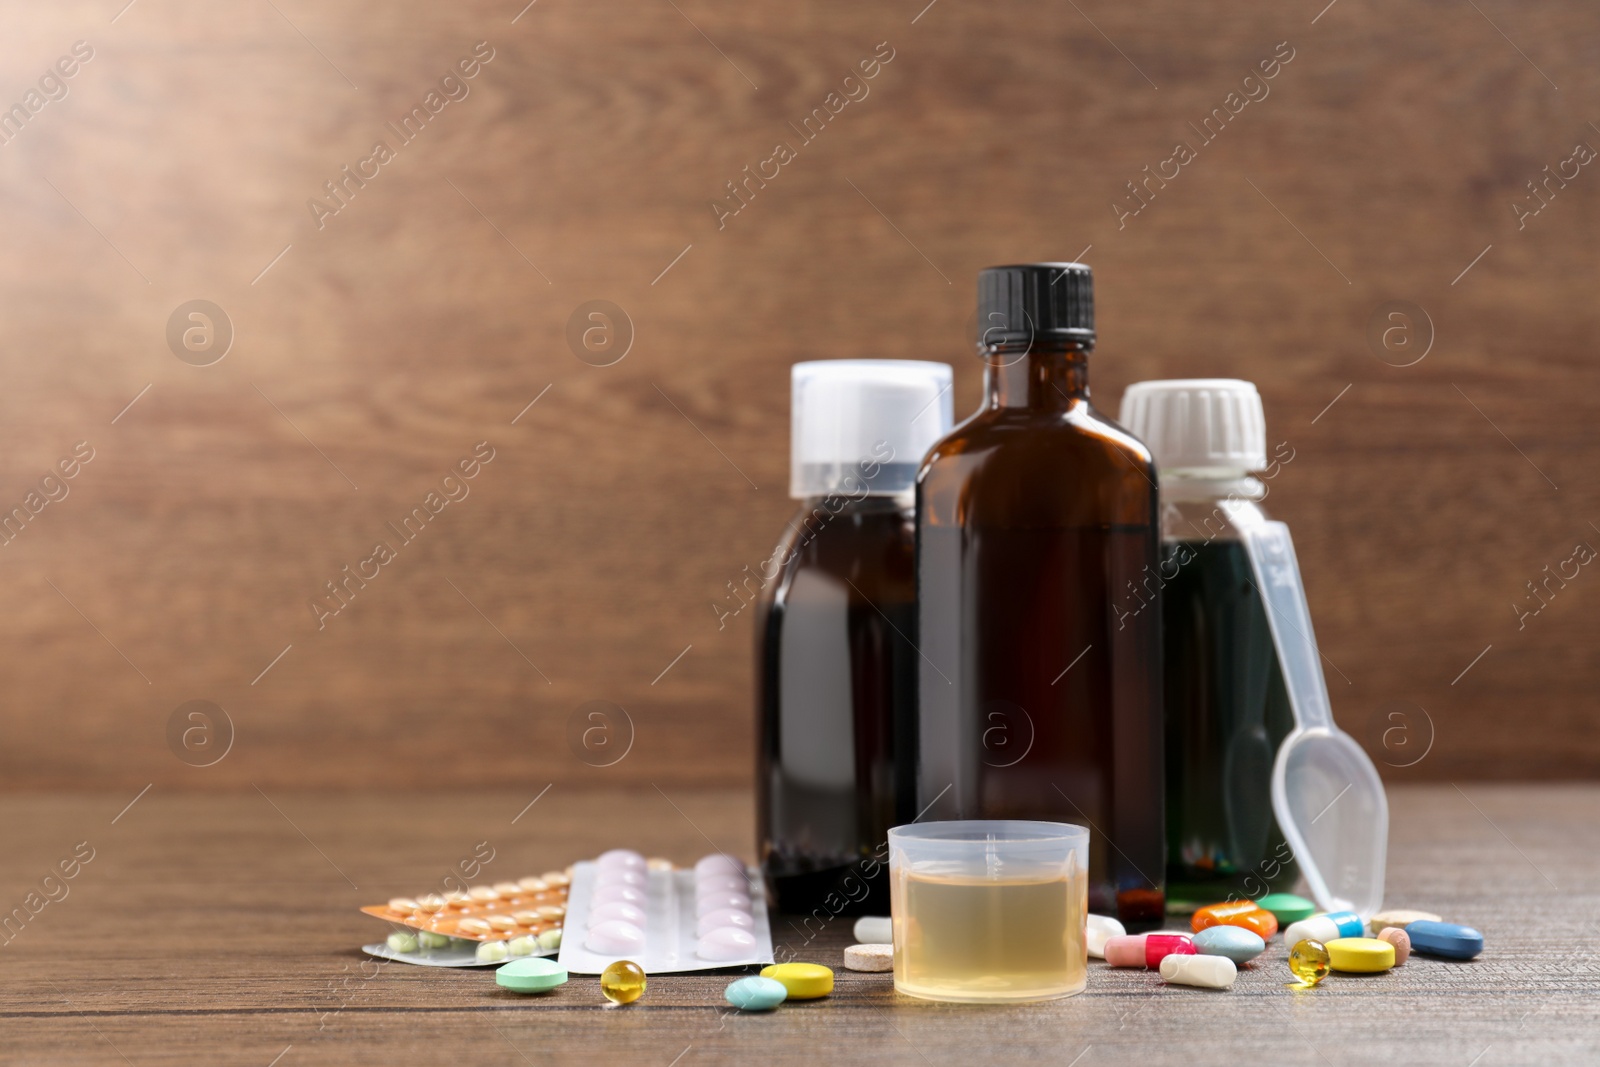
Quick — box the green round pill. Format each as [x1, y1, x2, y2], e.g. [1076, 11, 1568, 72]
[1257, 893, 1317, 925]
[495, 957, 568, 993]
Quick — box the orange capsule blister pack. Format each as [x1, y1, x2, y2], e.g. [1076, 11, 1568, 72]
[360, 872, 572, 966]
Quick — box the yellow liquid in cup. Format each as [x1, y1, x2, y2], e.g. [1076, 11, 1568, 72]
[892, 869, 1087, 1002]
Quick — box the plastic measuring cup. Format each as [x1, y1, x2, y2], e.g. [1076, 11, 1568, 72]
[888, 821, 1088, 1003]
[1222, 500, 1388, 919]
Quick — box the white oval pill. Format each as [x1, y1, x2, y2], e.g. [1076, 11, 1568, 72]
[697, 926, 758, 962]
[844, 943, 894, 972]
[585, 920, 645, 955]
[593, 883, 647, 907]
[695, 874, 751, 896]
[587, 901, 647, 929]
[1087, 914, 1126, 959]
[853, 916, 892, 944]
[1284, 916, 1341, 948]
[1160, 953, 1236, 989]
[697, 908, 755, 937]
[597, 849, 646, 872]
[596, 867, 648, 890]
[696, 891, 752, 918]
[695, 854, 744, 878]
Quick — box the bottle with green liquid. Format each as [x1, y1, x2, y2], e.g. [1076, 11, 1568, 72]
[1119, 379, 1299, 910]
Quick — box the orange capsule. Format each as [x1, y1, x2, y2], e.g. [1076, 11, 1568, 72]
[1191, 900, 1278, 940]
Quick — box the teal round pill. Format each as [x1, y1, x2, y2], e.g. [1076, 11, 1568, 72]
[1192, 924, 1266, 964]
[724, 976, 788, 1011]
[496, 957, 568, 993]
[1256, 892, 1317, 925]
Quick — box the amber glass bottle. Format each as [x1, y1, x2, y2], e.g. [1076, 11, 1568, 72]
[915, 264, 1165, 927]
[758, 361, 953, 916]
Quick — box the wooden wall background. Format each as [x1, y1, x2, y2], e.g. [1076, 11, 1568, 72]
[0, 0, 1595, 791]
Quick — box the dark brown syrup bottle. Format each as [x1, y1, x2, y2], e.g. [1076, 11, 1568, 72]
[915, 264, 1166, 927]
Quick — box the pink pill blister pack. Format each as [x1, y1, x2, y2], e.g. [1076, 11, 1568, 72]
[558, 850, 774, 975]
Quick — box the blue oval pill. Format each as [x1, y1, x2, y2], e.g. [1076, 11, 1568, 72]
[1405, 920, 1483, 960]
[725, 976, 788, 1011]
[1192, 925, 1266, 964]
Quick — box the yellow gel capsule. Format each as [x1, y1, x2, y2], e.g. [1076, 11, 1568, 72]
[760, 963, 834, 1000]
[1326, 937, 1396, 973]
[1288, 939, 1330, 987]
[600, 960, 647, 1005]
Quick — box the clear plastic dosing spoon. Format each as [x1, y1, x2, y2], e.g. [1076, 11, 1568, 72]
[1222, 500, 1389, 919]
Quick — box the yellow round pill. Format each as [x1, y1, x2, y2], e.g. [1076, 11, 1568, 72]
[759, 962, 834, 999]
[1326, 937, 1396, 973]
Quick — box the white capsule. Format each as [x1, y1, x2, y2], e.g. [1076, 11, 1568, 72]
[1284, 916, 1341, 948]
[1087, 914, 1126, 959]
[696, 926, 758, 961]
[585, 919, 645, 955]
[1160, 952, 1236, 989]
[853, 916, 892, 945]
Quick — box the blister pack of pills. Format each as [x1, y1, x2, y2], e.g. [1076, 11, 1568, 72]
[559, 850, 774, 975]
[359, 872, 571, 968]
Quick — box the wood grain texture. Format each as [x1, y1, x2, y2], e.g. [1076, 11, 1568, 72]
[1, 785, 1596, 1064]
[0, 1, 1596, 789]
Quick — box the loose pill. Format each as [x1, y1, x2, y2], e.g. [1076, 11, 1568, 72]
[843, 943, 894, 972]
[476, 940, 509, 963]
[506, 935, 537, 957]
[697, 908, 755, 937]
[1192, 900, 1278, 940]
[418, 930, 452, 950]
[725, 976, 788, 1011]
[600, 960, 647, 1004]
[386, 930, 419, 953]
[1405, 920, 1483, 960]
[1104, 933, 1194, 969]
[497, 956, 569, 993]
[1192, 925, 1266, 964]
[537, 928, 563, 952]
[1370, 909, 1441, 934]
[1284, 911, 1364, 948]
[760, 962, 833, 999]
[1161, 952, 1237, 989]
[1288, 939, 1330, 987]
[1376, 926, 1411, 964]
[1256, 892, 1317, 925]
[586, 920, 645, 955]
[1326, 937, 1395, 973]
[1086, 914, 1125, 959]
[853, 916, 892, 945]
[697, 926, 758, 961]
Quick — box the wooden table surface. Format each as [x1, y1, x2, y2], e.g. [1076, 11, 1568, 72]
[2, 784, 1595, 1066]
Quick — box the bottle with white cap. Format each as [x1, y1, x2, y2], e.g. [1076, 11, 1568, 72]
[757, 359, 953, 915]
[1117, 379, 1299, 908]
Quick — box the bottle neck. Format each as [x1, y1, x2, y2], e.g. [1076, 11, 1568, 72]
[983, 339, 1092, 411]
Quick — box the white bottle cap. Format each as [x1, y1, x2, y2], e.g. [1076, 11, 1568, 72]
[790, 360, 953, 499]
[1118, 378, 1267, 476]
